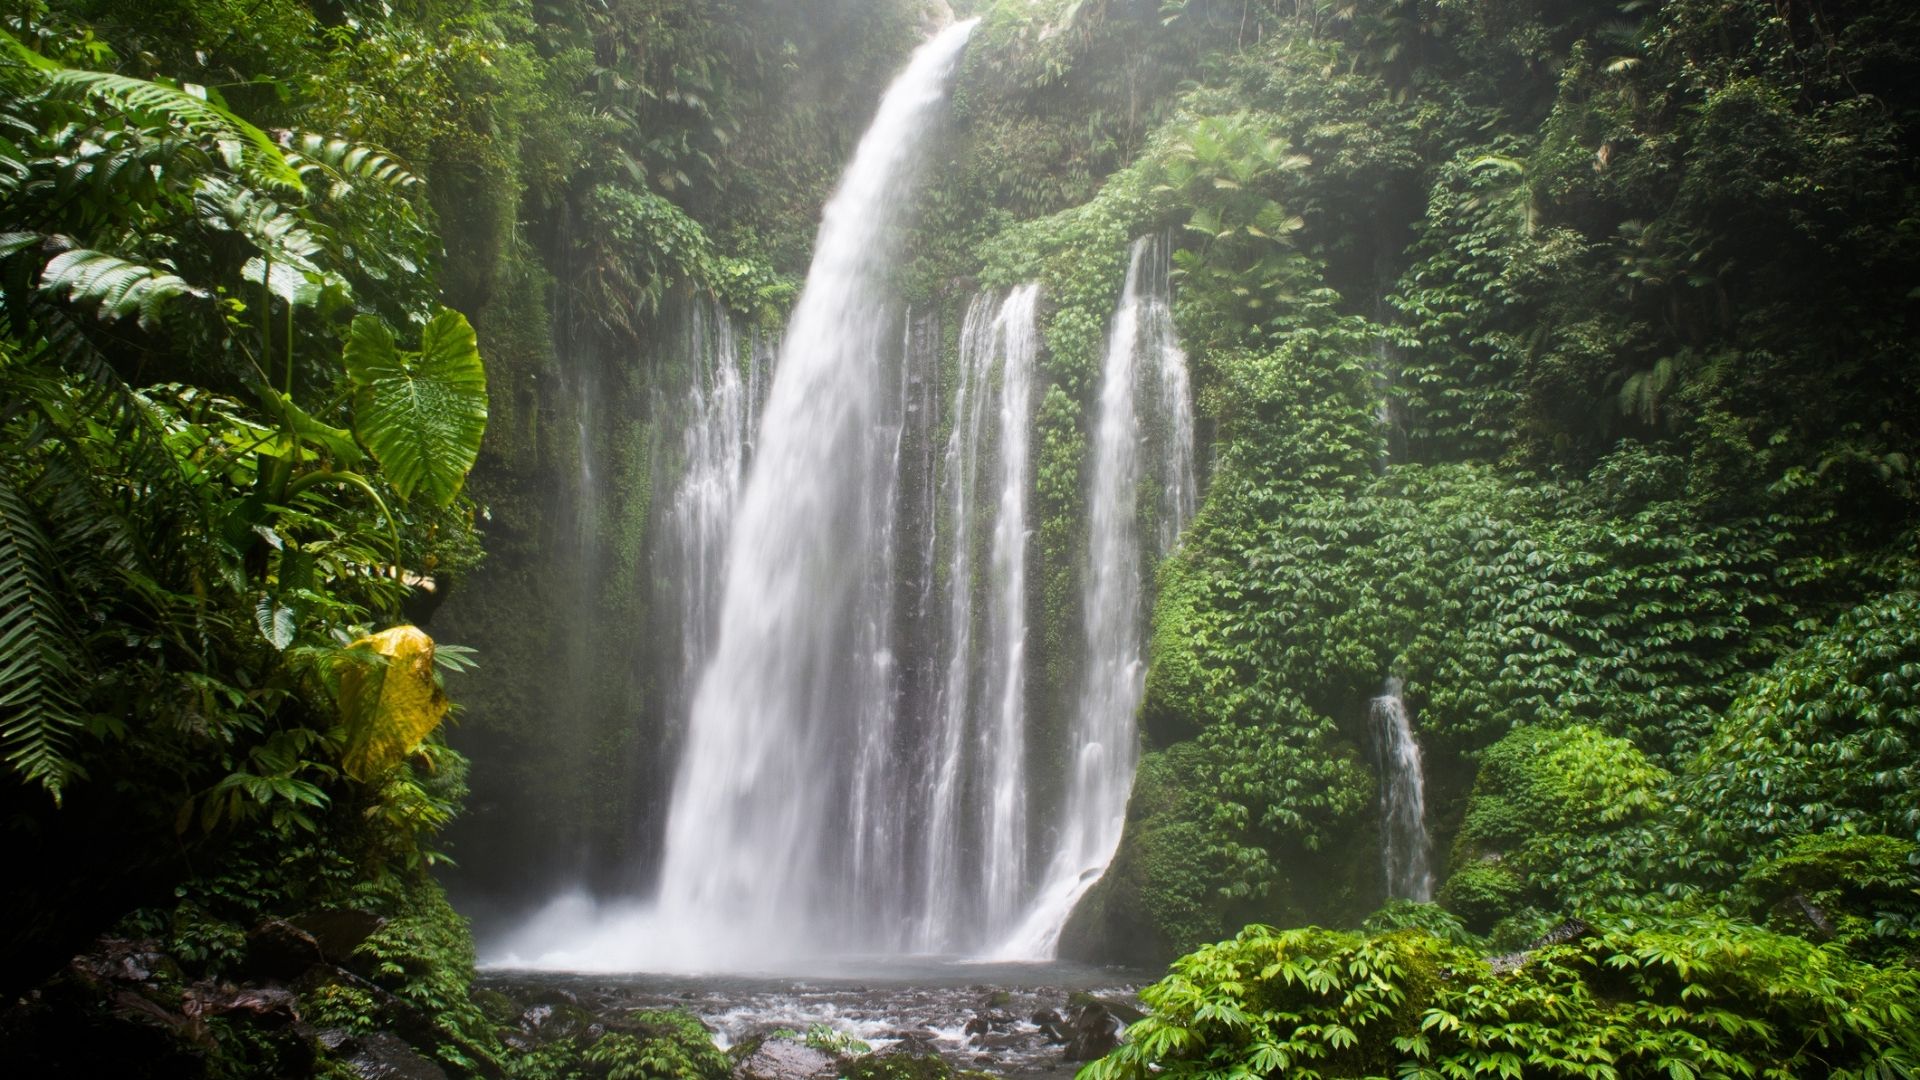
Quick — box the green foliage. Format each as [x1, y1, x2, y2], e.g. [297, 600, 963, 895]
[1435, 863, 1522, 934]
[1448, 725, 1671, 917]
[0, 8, 487, 814]
[575, 184, 790, 338]
[1687, 589, 1920, 872]
[0, 474, 85, 800]
[799, 1024, 872, 1058]
[1151, 110, 1312, 336]
[1360, 900, 1483, 949]
[37, 247, 206, 326]
[1739, 833, 1920, 957]
[347, 878, 502, 1074]
[345, 310, 490, 507]
[509, 1009, 730, 1080]
[1089, 918, 1920, 1080]
[1, 29, 303, 193]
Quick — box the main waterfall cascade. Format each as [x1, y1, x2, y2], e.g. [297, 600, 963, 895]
[1369, 679, 1435, 902]
[491, 22, 1200, 972]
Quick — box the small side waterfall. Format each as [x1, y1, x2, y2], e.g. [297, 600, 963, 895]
[1369, 679, 1434, 902]
[997, 235, 1196, 958]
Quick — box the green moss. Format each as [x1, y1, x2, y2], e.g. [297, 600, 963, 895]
[1438, 861, 1525, 933]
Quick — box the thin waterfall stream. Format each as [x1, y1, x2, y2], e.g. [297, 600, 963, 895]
[1369, 679, 1434, 902]
[995, 235, 1195, 959]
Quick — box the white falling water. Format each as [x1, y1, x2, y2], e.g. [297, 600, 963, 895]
[995, 235, 1196, 959]
[493, 20, 981, 972]
[918, 285, 1042, 950]
[1370, 678, 1434, 902]
[663, 303, 767, 708]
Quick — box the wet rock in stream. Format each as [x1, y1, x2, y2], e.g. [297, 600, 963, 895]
[478, 965, 1145, 1078]
[733, 1038, 838, 1080]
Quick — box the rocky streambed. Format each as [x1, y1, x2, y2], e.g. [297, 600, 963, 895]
[477, 963, 1147, 1080]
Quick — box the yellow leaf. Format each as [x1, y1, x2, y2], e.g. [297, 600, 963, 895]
[339, 625, 448, 782]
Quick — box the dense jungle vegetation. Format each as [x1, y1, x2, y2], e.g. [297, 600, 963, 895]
[2, 0, 1918, 1077]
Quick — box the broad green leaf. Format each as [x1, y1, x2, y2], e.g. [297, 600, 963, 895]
[346, 309, 488, 507]
[254, 595, 296, 650]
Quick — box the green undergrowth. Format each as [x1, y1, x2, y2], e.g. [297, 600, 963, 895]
[1089, 918, 1920, 1080]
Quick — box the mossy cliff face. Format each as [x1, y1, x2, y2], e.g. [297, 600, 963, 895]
[932, 0, 1920, 965]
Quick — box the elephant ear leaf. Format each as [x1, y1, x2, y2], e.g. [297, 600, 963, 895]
[345, 309, 487, 507]
[338, 625, 448, 782]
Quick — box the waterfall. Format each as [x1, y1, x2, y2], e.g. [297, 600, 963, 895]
[1370, 679, 1434, 902]
[995, 235, 1196, 959]
[662, 303, 768, 715]
[618, 20, 977, 969]
[488, 30, 1211, 972]
[918, 285, 1042, 950]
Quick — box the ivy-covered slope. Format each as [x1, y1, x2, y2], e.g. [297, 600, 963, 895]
[917, 0, 1920, 1058]
[910, 0, 1920, 1070]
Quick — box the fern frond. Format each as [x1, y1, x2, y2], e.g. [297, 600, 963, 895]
[39, 247, 207, 326]
[0, 29, 303, 195]
[0, 133, 28, 197]
[0, 476, 85, 803]
[195, 176, 324, 266]
[0, 302, 206, 574]
[288, 133, 421, 197]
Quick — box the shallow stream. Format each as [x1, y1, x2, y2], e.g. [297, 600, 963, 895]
[479, 961, 1147, 1078]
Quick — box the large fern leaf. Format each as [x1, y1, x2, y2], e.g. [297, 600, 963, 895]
[344, 309, 488, 507]
[1, 30, 304, 195]
[288, 134, 421, 198]
[39, 247, 207, 327]
[0, 477, 84, 802]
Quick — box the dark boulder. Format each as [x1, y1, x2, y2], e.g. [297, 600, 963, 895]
[291, 910, 385, 966]
[241, 919, 324, 981]
[332, 1031, 450, 1080]
[1061, 1000, 1126, 1061]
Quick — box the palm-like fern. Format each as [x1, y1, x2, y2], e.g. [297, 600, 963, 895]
[288, 134, 421, 197]
[2, 30, 304, 195]
[0, 475, 85, 803]
[39, 247, 206, 326]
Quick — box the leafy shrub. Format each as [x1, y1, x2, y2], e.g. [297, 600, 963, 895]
[1738, 833, 1920, 958]
[1088, 917, 1920, 1080]
[1686, 589, 1920, 875]
[510, 1009, 730, 1080]
[1360, 901, 1483, 949]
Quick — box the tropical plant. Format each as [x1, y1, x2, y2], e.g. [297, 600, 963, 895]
[1089, 918, 1920, 1080]
[0, 23, 487, 814]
